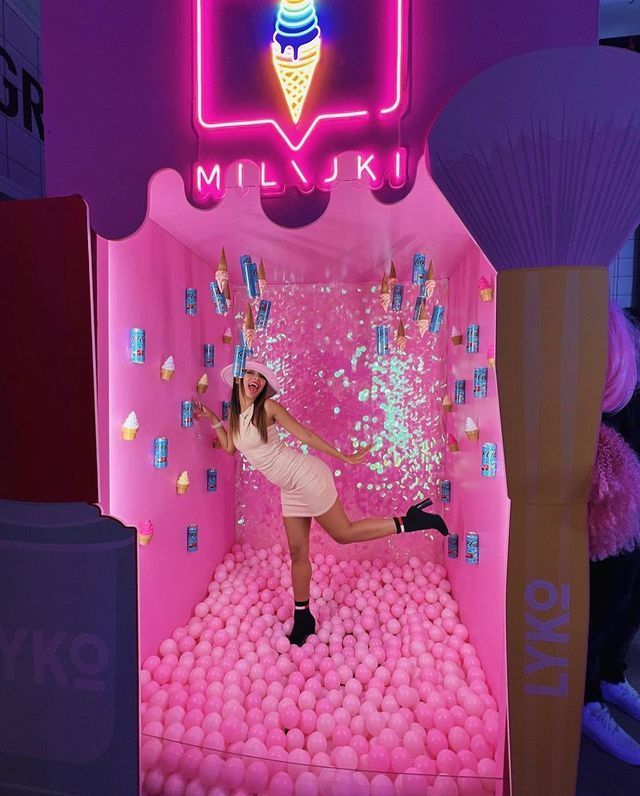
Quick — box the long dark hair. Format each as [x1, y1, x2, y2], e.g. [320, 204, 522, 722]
[228, 379, 269, 443]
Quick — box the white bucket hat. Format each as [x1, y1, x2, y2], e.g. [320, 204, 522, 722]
[220, 359, 281, 399]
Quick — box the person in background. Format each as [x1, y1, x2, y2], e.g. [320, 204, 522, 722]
[582, 306, 640, 764]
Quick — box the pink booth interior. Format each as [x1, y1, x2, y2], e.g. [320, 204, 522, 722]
[96, 160, 510, 785]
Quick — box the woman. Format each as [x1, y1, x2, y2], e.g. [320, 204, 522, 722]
[582, 305, 640, 764]
[193, 358, 448, 646]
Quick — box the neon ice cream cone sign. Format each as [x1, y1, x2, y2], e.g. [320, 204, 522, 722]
[193, 0, 409, 199]
[272, 0, 322, 124]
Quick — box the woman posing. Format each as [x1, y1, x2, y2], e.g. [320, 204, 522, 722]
[194, 359, 448, 646]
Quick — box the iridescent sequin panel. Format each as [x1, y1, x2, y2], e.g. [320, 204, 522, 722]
[232, 282, 448, 563]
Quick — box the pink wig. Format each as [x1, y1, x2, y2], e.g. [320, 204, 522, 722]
[602, 302, 639, 413]
[589, 424, 640, 560]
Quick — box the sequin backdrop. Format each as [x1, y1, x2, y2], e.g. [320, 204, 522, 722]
[233, 282, 448, 563]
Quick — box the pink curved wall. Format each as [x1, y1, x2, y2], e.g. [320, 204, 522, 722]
[100, 220, 236, 659]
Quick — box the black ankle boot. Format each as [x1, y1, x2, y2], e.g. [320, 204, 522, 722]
[394, 498, 449, 536]
[288, 602, 316, 646]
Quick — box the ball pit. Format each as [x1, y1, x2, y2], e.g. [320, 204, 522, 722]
[141, 544, 500, 794]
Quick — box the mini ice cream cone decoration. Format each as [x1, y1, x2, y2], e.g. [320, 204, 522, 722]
[121, 411, 139, 441]
[196, 373, 209, 394]
[215, 247, 229, 293]
[487, 344, 496, 368]
[396, 319, 408, 352]
[222, 326, 233, 344]
[479, 276, 494, 302]
[447, 433, 459, 452]
[417, 302, 429, 338]
[380, 274, 391, 312]
[223, 280, 231, 307]
[425, 260, 436, 298]
[177, 471, 190, 495]
[388, 261, 398, 290]
[243, 304, 256, 348]
[451, 326, 463, 346]
[160, 355, 175, 381]
[139, 520, 154, 545]
[258, 259, 267, 295]
[465, 417, 480, 441]
[443, 395, 453, 413]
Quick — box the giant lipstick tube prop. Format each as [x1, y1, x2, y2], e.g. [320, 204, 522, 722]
[428, 47, 640, 796]
[0, 197, 138, 795]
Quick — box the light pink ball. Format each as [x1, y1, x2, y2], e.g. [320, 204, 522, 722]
[332, 745, 358, 770]
[370, 774, 395, 796]
[199, 753, 222, 787]
[368, 744, 391, 772]
[457, 769, 485, 795]
[143, 768, 166, 796]
[163, 772, 187, 796]
[269, 771, 295, 796]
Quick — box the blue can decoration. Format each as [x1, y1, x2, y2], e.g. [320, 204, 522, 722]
[429, 305, 445, 333]
[440, 480, 451, 503]
[391, 284, 404, 312]
[454, 380, 466, 405]
[240, 256, 260, 299]
[185, 288, 197, 316]
[481, 442, 497, 477]
[209, 281, 228, 315]
[207, 469, 217, 492]
[222, 401, 231, 421]
[448, 534, 459, 559]
[153, 437, 168, 468]
[466, 324, 480, 353]
[129, 328, 145, 363]
[187, 524, 199, 553]
[376, 325, 390, 355]
[412, 253, 427, 287]
[465, 532, 479, 564]
[256, 299, 272, 330]
[203, 343, 215, 368]
[233, 345, 248, 378]
[473, 367, 488, 398]
[181, 400, 194, 428]
[413, 296, 426, 322]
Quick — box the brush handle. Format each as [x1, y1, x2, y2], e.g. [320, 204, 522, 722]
[496, 266, 608, 796]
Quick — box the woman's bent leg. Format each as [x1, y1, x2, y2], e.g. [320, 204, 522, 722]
[315, 498, 396, 544]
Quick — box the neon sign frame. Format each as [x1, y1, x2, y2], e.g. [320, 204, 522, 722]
[195, 0, 407, 153]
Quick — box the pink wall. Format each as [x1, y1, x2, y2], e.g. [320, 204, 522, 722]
[100, 220, 235, 659]
[443, 246, 509, 768]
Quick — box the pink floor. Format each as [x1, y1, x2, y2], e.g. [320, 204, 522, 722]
[140, 543, 501, 796]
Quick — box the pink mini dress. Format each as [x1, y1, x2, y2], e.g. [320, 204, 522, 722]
[234, 404, 337, 517]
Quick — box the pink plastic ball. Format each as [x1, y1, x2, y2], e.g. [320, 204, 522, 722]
[436, 748, 460, 776]
[269, 771, 294, 796]
[370, 774, 395, 796]
[332, 745, 358, 770]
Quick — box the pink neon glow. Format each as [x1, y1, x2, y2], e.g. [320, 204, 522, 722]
[195, 149, 409, 202]
[195, 0, 406, 152]
[260, 162, 279, 189]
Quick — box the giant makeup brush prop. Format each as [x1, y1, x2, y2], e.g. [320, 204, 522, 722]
[428, 46, 640, 796]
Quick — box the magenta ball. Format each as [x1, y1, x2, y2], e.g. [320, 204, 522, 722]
[269, 771, 295, 796]
[370, 774, 395, 796]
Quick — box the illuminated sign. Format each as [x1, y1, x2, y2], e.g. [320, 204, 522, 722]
[272, 0, 322, 125]
[193, 0, 409, 200]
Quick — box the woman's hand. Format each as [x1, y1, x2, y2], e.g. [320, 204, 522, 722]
[193, 397, 215, 421]
[340, 445, 372, 465]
